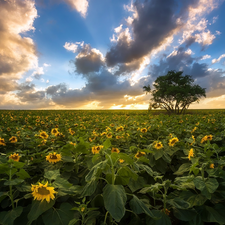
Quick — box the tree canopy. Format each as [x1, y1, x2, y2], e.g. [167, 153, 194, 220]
[143, 70, 206, 114]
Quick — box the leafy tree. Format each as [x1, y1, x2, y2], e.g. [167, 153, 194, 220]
[143, 70, 206, 114]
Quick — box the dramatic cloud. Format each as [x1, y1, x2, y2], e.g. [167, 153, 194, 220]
[65, 42, 105, 75]
[16, 82, 46, 102]
[148, 46, 225, 98]
[106, 0, 180, 67]
[105, 0, 221, 77]
[0, 0, 38, 82]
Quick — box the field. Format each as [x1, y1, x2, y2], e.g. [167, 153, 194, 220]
[0, 109, 225, 225]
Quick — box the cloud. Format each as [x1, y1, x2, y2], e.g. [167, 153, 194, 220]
[212, 54, 225, 64]
[36, 0, 89, 17]
[64, 42, 81, 53]
[68, 43, 105, 75]
[0, 0, 38, 85]
[201, 54, 211, 60]
[0, 77, 18, 94]
[106, 0, 181, 67]
[148, 45, 225, 99]
[16, 82, 46, 102]
[104, 0, 220, 76]
[179, 0, 220, 48]
[32, 67, 44, 79]
[63, 0, 89, 17]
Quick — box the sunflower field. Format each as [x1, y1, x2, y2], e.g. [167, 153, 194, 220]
[1, 110, 225, 225]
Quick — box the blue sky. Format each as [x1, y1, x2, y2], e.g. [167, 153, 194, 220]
[0, 0, 225, 109]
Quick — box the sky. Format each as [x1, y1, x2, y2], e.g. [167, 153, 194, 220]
[0, 0, 225, 110]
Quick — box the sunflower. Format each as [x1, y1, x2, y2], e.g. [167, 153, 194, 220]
[111, 147, 120, 153]
[107, 133, 113, 138]
[0, 138, 6, 146]
[101, 132, 107, 136]
[154, 142, 163, 150]
[7, 127, 11, 131]
[168, 137, 178, 147]
[210, 163, 214, 169]
[201, 135, 213, 143]
[69, 142, 76, 146]
[51, 128, 59, 136]
[46, 152, 62, 163]
[116, 126, 124, 132]
[9, 153, 20, 162]
[140, 128, 147, 133]
[68, 128, 75, 135]
[92, 145, 103, 154]
[135, 151, 146, 159]
[31, 181, 57, 203]
[39, 131, 49, 139]
[188, 148, 194, 160]
[9, 136, 17, 143]
[119, 159, 124, 163]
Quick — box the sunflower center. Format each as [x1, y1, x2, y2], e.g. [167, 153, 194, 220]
[37, 187, 50, 195]
[136, 153, 143, 157]
[96, 147, 100, 151]
[50, 155, 58, 159]
[11, 155, 18, 160]
[171, 140, 176, 144]
[53, 130, 57, 133]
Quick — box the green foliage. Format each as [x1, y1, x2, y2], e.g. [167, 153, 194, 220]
[143, 70, 206, 114]
[0, 109, 225, 224]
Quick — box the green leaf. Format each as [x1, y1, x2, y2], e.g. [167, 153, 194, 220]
[103, 139, 111, 149]
[128, 176, 146, 192]
[0, 207, 23, 225]
[173, 208, 197, 222]
[27, 200, 55, 225]
[44, 170, 60, 181]
[16, 169, 30, 179]
[138, 164, 155, 177]
[103, 184, 127, 222]
[116, 167, 138, 185]
[167, 198, 190, 209]
[174, 163, 191, 175]
[74, 143, 89, 154]
[85, 160, 108, 182]
[118, 153, 134, 165]
[146, 210, 171, 225]
[0, 164, 10, 174]
[53, 177, 72, 189]
[154, 149, 164, 160]
[80, 179, 98, 197]
[4, 178, 24, 186]
[193, 177, 219, 199]
[42, 203, 75, 225]
[68, 218, 80, 225]
[84, 211, 100, 225]
[129, 195, 155, 218]
[203, 205, 225, 224]
[12, 161, 25, 169]
[187, 194, 207, 207]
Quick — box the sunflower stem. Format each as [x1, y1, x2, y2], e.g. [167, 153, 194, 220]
[9, 164, 14, 209]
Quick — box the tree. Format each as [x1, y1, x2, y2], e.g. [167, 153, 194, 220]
[143, 70, 206, 114]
